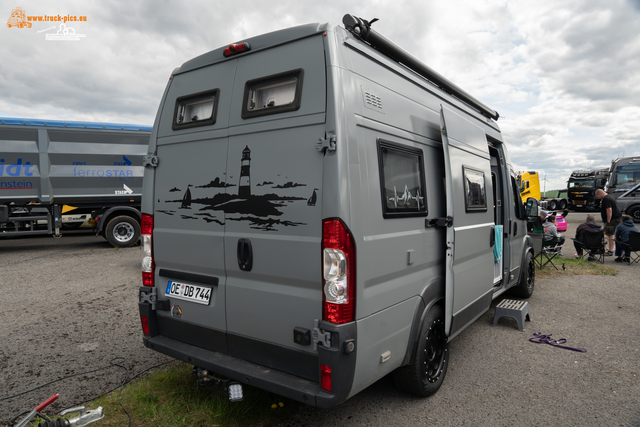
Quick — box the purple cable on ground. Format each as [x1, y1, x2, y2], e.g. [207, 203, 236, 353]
[529, 332, 587, 352]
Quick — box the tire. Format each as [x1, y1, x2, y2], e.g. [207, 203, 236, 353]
[511, 251, 535, 298]
[548, 200, 557, 210]
[558, 199, 567, 210]
[393, 305, 449, 397]
[105, 215, 140, 248]
[629, 206, 640, 223]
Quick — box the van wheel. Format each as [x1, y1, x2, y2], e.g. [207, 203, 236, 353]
[105, 216, 140, 248]
[393, 305, 449, 397]
[511, 251, 535, 298]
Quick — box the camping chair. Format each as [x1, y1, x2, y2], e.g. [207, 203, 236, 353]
[572, 229, 605, 264]
[616, 230, 640, 265]
[530, 233, 544, 269]
[538, 239, 564, 270]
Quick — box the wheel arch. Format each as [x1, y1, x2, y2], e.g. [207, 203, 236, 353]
[400, 277, 445, 367]
[94, 206, 141, 235]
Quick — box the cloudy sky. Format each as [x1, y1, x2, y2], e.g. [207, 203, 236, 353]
[2, 0, 639, 191]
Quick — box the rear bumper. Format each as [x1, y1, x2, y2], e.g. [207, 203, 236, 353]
[140, 301, 357, 408]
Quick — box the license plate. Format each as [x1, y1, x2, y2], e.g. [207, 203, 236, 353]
[574, 200, 585, 205]
[166, 280, 211, 305]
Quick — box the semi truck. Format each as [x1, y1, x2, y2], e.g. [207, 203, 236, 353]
[605, 156, 640, 198]
[516, 171, 567, 210]
[566, 167, 609, 210]
[0, 117, 151, 247]
[138, 15, 537, 407]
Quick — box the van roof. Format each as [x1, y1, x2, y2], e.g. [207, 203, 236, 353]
[0, 117, 152, 131]
[174, 22, 331, 75]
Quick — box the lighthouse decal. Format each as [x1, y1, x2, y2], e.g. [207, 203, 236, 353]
[238, 145, 251, 198]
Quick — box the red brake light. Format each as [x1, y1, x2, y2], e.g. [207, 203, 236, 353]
[322, 219, 356, 324]
[141, 214, 155, 287]
[223, 42, 251, 57]
[142, 213, 154, 235]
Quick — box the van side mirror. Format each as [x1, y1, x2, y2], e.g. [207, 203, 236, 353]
[525, 197, 539, 220]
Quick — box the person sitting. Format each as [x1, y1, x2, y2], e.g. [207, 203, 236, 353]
[574, 214, 602, 260]
[542, 214, 565, 247]
[531, 210, 550, 233]
[614, 215, 639, 263]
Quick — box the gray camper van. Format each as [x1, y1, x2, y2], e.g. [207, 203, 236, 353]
[138, 15, 535, 407]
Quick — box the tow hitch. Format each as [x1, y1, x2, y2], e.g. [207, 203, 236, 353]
[192, 367, 243, 402]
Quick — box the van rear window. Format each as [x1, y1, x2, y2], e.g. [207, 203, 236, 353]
[242, 70, 303, 118]
[173, 89, 219, 130]
[377, 140, 427, 218]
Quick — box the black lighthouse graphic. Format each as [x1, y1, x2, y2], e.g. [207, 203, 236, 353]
[238, 146, 251, 198]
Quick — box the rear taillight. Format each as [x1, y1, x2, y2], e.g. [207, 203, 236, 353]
[322, 219, 356, 324]
[141, 214, 154, 287]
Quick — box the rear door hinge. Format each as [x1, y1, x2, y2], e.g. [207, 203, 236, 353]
[143, 155, 159, 167]
[312, 319, 332, 350]
[316, 134, 336, 153]
[139, 286, 157, 310]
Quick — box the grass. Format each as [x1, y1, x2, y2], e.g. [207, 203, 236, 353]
[534, 254, 617, 277]
[71, 363, 301, 427]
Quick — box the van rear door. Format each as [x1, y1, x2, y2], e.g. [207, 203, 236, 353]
[152, 60, 237, 351]
[223, 34, 327, 380]
[440, 105, 494, 339]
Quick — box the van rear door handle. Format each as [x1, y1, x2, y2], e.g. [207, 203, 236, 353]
[237, 238, 253, 272]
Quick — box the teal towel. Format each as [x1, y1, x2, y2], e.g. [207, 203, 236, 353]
[494, 225, 503, 263]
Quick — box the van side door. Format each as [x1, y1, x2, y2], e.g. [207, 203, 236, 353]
[440, 105, 494, 339]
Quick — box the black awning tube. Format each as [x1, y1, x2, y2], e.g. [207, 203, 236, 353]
[342, 14, 499, 121]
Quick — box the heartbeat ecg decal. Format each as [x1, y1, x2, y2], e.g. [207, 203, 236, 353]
[388, 185, 424, 209]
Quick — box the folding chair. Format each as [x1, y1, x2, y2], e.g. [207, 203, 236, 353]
[538, 239, 564, 270]
[572, 229, 605, 264]
[624, 231, 640, 264]
[530, 233, 544, 269]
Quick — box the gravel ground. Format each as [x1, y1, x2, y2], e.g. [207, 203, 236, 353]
[0, 230, 174, 424]
[1, 219, 639, 426]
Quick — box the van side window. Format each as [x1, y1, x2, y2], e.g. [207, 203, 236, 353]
[172, 89, 220, 130]
[242, 69, 303, 119]
[511, 176, 525, 219]
[377, 139, 427, 218]
[463, 166, 487, 212]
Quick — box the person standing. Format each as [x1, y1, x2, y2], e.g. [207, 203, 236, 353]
[614, 215, 639, 262]
[595, 189, 621, 256]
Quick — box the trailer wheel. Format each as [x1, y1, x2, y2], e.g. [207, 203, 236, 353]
[629, 207, 640, 222]
[105, 215, 140, 248]
[511, 251, 535, 298]
[393, 305, 449, 397]
[548, 200, 557, 210]
[558, 199, 567, 210]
